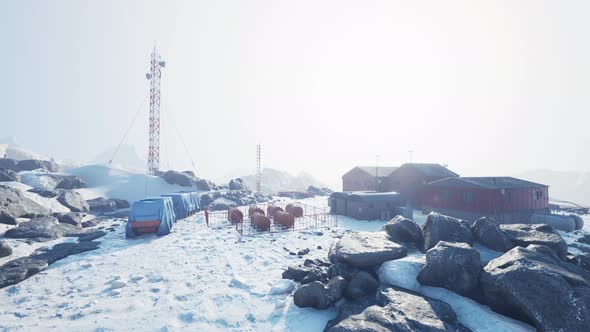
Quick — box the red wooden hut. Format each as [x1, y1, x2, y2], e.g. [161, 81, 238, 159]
[422, 176, 549, 223]
[388, 163, 459, 206]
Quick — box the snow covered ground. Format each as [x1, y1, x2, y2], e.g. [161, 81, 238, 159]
[0, 193, 588, 331]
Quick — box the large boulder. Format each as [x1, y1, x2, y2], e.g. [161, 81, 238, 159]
[162, 170, 195, 187]
[569, 253, 590, 272]
[0, 158, 18, 171]
[471, 217, 514, 252]
[228, 178, 246, 190]
[0, 257, 48, 289]
[195, 179, 216, 191]
[382, 216, 424, 250]
[16, 159, 59, 172]
[344, 271, 379, 300]
[293, 276, 348, 309]
[500, 224, 568, 260]
[481, 244, 590, 331]
[87, 197, 117, 213]
[327, 287, 468, 332]
[57, 190, 89, 212]
[110, 198, 130, 209]
[422, 213, 473, 251]
[56, 212, 84, 227]
[4, 216, 61, 240]
[55, 175, 86, 189]
[282, 265, 313, 282]
[328, 231, 407, 268]
[328, 263, 360, 281]
[0, 169, 19, 182]
[0, 185, 50, 221]
[0, 241, 12, 258]
[32, 241, 100, 265]
[417, 241, 481, 297]
[27, 187, 58, 198]
[325, 296, 378, 331]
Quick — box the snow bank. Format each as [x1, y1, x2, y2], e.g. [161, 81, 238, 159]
[378, 256, 535, 332]
[65, 164, 193, 203]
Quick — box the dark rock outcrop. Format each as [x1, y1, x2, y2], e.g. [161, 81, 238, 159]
[344, 271, 379, 300]
[282, 265, 313, 282]
[28, 188, 58, 198]
[77, 231, 107, 242]
[87, 197, 117, 213]
[110, 198, 130, 209]
[417, 241, 481, 297]
[16, 159, 59, 172]
[481, 244, 590, 331]
[195, 179, 216, 191]
[327, 287, 468, 332]
[499, 224, 568, 260]
[471, 217, 514, 252]
[81, 218, 99, 228]
[0, 257, 48, 289]
[55, 175, 86, 189]
[328, 263, 359, 281]
[0, 158, 18, 171]
[56, 212, 84, 227]
[229, 178, 246, 190]
[0, 241, 12, 258]
[382, 216, 424, 250]
[0, 211, 17, 225]
[422, 213, 473, 251]
[293, 276, 348, 309]
[57, 190, 89, 212]
[0, 169, 19, 182]
[328, 231, 407, 268]
[0, 185, 50, 220]
[162, 170, 195, 187]
[324, 296, 378, 331]
[4, 216, 86, 241]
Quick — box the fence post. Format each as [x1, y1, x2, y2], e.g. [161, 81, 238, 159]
[205, 209, 209, 227]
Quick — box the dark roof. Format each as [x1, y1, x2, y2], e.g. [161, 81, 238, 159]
[395, 163, 459, 177]
[348, 192, 405, 203]
[357, 166, 398, 177]
[426, 177, 548, 190]
[330, 191, 375, 199]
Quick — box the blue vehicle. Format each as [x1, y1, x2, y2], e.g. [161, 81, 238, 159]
[126, 197, 176, 238]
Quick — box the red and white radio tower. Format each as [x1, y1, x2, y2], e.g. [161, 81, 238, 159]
[146, 45, 166, 175]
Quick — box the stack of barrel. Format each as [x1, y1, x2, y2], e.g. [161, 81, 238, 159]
[249, 206, 270, 231]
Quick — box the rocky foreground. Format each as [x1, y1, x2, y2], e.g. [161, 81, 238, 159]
[282, 213, 590, 332]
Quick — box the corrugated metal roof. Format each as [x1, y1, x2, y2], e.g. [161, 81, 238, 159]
[357, 166, 398, 177]
[348, 192, 405, 203]
[396, 163, 459, 177]
[426, 177, 547, 190]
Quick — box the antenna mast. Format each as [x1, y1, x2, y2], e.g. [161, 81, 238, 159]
[146, 45, 166, 175]
[256, 144, 261, 192]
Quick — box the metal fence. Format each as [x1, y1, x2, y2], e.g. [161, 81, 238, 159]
[205, 201, 338, 236]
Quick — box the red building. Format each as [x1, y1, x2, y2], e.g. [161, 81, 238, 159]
[388, 163, 459, 206]
[342, 166, 398, 192]
[422, 177, 549, 222]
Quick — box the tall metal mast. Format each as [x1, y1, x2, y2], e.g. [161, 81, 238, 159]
[146, 45, 165, 175]
[256, 144, 261, 192]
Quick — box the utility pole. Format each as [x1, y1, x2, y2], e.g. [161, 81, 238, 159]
[146, 45, 166, 175]
[256, 144, 261, 192]
[408, 150, 414, 163]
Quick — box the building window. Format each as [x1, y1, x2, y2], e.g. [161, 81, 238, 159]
[504, 190, 511, 203]
[441, 191, 451, 202]
[534, 190, 543, 200]
[462, 191, 474, 204]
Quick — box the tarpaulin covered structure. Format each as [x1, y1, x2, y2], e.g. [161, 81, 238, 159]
[126, 197, 176, 237]
[180, 191, 201, 213]
[161, 193, 194, 219]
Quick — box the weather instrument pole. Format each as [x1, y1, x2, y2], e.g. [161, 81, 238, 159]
[146, 45, 166, 175]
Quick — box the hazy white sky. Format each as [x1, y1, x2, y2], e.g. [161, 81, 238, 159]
[2, 0, 589, 189]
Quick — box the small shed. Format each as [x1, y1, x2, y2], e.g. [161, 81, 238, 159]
[329, 192, 353, 215]
[422, 177, 549, 222]
[345, 192, 408, 221]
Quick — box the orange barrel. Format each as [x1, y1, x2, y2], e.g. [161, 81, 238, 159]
[248, 206, 265, 218]
[228, 208, 244, 224]
[274, 211, 295, 228]
[267, 206, 284, 218]
[252, 212, 271, 231]
[285, 204, 304, 218]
